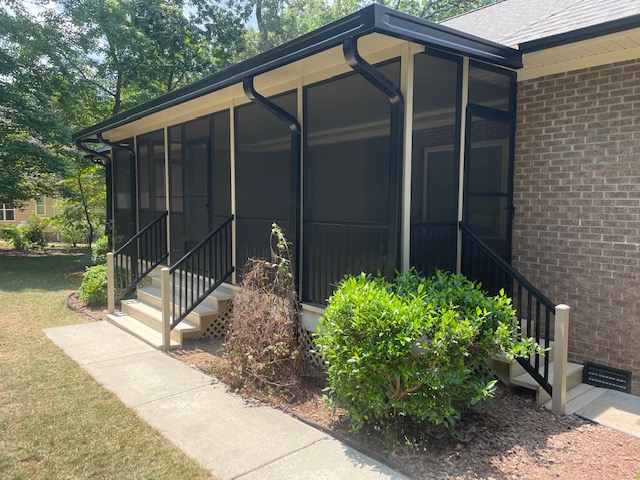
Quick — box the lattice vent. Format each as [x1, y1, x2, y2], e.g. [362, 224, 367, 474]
[298, 326, 325, 370]
[200, 301, 233, 340]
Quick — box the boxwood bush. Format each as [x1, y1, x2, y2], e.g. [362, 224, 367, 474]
[314, 269, 537, 439]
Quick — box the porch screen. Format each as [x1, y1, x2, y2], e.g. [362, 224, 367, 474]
[235, 91, 297, 277]
[136, 129, 166, 230]
[410, 52, 461, 277]
[303, 60, 400, 305]
[112, 139, 135, 248]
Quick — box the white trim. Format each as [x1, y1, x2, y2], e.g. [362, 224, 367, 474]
[400, 43, 419, 272]
[456, 57, 469, 274]
[0, 203, 15, 222]
[35, 196, 45, 216]
[520, 44, 640, 81]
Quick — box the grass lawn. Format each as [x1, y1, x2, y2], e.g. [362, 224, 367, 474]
[0, 253, 213, 479]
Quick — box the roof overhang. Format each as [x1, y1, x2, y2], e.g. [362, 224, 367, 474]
[73, 4, 521, 143]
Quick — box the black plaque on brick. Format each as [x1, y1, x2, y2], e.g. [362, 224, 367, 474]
[582, 362, 632, 393]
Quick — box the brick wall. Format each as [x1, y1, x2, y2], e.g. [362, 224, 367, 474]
[513, 58, 640, 394]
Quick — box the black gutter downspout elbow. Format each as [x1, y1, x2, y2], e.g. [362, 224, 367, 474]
[242, 76, 302, 292]
[76, 138, 114, 244]
[98, 133, 138, 250]
[343, 36, 404, 277]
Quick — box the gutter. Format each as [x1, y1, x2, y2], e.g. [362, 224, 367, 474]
[519, 13, 640, 53]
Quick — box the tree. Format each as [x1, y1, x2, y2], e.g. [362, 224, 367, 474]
[0, 5, 74, 205]
[53, 162, 106, 248]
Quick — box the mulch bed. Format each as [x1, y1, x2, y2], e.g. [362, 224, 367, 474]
[174, 338, 640, 480]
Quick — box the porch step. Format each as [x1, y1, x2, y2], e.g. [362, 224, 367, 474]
[107, 312, 180, 350]
[148, 276, 234, 310]
[121, 299, 200, 344]
[542, 382, 608, 414]
[136, 286, 221, 326]
[511, 361, 584, 405]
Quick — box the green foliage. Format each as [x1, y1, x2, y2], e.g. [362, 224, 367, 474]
[91, 236, 110, 265]
[314, 269, 538, 440]
[0, 225, 27, 251]
[78, 264, 108, 307]
[22, 215, 49, 248]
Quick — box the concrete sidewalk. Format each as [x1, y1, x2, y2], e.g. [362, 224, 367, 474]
[44, 321, 409, 480]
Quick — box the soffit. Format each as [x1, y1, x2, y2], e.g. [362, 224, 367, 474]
[519, 27, 640, 81]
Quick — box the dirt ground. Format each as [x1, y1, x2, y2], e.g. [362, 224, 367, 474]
[173, 338, 640, 480]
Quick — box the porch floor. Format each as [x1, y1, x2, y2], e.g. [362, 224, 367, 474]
[44, 321, 409, 480]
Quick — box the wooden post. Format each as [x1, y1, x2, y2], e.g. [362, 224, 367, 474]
[552, 304, 570, 415]
[161, 267, 171, 351]
[107, 252, 115, 314]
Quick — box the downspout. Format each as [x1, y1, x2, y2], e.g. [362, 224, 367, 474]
[242, 76, 302, 292]
[343, 36, 404, 277]
[75, 139, 113, 244]
[98, 133, 138, 242]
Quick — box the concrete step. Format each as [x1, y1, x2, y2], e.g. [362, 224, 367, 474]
[121, 299, 200, 344]
[149, 276, 234, 310]
[542, 382, 608, 414]
[107, 312, 180, 350]
[512, 361, 584, 405]
[136, 286, 221, 327]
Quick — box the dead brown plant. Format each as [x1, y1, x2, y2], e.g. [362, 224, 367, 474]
[218, 224, 303, 392]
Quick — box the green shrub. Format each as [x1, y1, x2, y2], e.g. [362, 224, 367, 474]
[59, 224, 86, 247]
[314, 269, 538, 440]
[91, 236, 110, 265]
[0, 225, 26, 251]
[78, 265, 108, 307]
[22, 215, 48, 248]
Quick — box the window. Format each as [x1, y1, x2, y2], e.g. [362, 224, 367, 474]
[0, 204, 14, 221]
[35, 197, 45, 216]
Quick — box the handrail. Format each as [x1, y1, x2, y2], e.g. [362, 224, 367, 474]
[113, 211, 168, 302]
[114, 211, 168, 257]
[459, 221, 554, 396]
[459, 222, 555, 311]
[168, 215, 234, 329]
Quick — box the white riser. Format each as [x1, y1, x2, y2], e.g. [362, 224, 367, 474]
[136, 287, 219, 328]
[121, 299, 200, 344]
[149, 276, 234, 311]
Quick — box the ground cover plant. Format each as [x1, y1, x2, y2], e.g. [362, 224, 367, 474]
[0, 251, 213, 479]
[314, 269, 539, 441]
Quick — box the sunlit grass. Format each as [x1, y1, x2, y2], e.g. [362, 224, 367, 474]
[0, 253, 214, 479]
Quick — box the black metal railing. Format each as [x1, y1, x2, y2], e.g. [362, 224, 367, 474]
[169, 215, 234, 329]
[460, 222, 554, 396]
[113, 211, 168, 302]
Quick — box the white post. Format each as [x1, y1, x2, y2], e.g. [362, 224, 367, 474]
[552, 304, 570, 415]
[107, 252, 115, 314]
[456, 57, 470, 274]
[161, 267, 171, 351]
